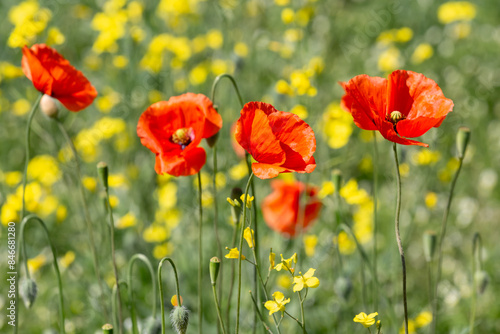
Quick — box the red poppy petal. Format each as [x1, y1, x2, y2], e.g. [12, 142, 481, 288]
[268, 111, 316, 162]
[396, 116, 446, 138]
[251, 163, 288, 179]
[22, 45, 54, 95]
[339, 75, 387, 130]
[262, 180, 298, 236]
[387, 70, 414, 117]
[377, 119, 429, 147]
[304, 198, 322, 229]
[156, 147, 206, 177]
[235, 102, 286, 165]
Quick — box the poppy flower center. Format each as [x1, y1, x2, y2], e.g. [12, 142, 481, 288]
[389, 110, 405, 124]
[171, 127, 194, 149]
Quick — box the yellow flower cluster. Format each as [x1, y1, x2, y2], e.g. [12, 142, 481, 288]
[353, 311, 378, 328]
[7, 0, 52, 48]
[438, 1, 477, 24]
[376, 27, 413, 72]
[322, 102, 353, 149]
[0, 62, 24, 84]
[399, 311, 433, 334]
[275, 57, 323, 96]
[157, 0, 205, 29]
[411, 149, 441, 165]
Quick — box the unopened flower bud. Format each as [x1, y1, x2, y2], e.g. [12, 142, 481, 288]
[97, 162, 109, 190]
[206, 131, 219, 148]
[210, 257, 221, 285]
[423, 230, 437, 262]
[230, 188, 243, 224]
[376, 320, 382, 331]
[475, 270, 489, 294]
[102, 323, 114, 333]
[40, 94, 59, 119]
[142, 316, 161, 334]
[20, 278, 37, 308]
[332, 169, 342, 193]
[170, 305, 190, 334]
[456, 127, 471, 159]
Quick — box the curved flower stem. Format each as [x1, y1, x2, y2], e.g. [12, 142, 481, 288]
[372, 132, 379, 310]
[20, 214, 66, 334]
[225, 219, 239, 329]
[56, 119, 106, 316]
[210, 73, 245, 109]
[102, 178, 123, 334]
[431, 155, 464, 334]
[127, 254, 157, 334]
[392, 143, 408, 334]
[236, 172, 254, 334]
[211, 278, 227, 334]
[197, 172, 203, 334]
[284, 311, 306, 332]
[158, 257, 182, 334]
[298, 290, 307, 334]
[112, 281, 127, 330]
[469, 233, 482, 334]
[212, 146, 224, 330]
[249, 291, 274, 334]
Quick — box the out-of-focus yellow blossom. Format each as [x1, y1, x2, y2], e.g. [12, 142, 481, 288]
[215, 173, 227, 189]
[234, 42, 249, 57]
[83, 177, 97, 192]
[96, 88, 121, 113]
[153, 242, 173, 259]
[229, 160, 248, 180]
[293, 268, 320, 292]
[84, 54, 103, 71]
[91, 0, 128, 53]
[56, 205, 67, 222]
[438, 2, 476, 24]
[46, 27, 65, 45]
[284, 29, 304, 43]
[12, 99, 31, 116]
[303, 235, 318, 257]
[1, 194, 21, 225]
[275, 80, 294, 96]
[28, 253, 47, 274]
[141, 34, 191, 73]
[114, 133, 131, 152]
[112, 55, 129, 68]
[211, 59, 232, 76]
[73, 4, 92, 20]
[340, 179, 370, 205]
[274, 253, 297, 272]
[225, 247, 245, 260]
[359, 155, 373, 173]
[157, 182, 177, 210]
[108, 174, 127, 188]
[227, 197, 241, 208]
[127, 1, 143, 23]
[290, 70, 313, 95]
[377, 27, 413, 45]
[322, 102, 353, 149]
[95, 117, 127, 139]
[425, 192, 438, 209]
[264, 291, 290, 315]
[274, 0, 290, 6]
[400, 319, 416, 334]
[399, 163, 410, 177]
[336, 231, 356, 255]
[269, 252, 276, 269]
[4, 171, 22, 187]
[0, 62, 24, 81]
[415, 311, 432, 328]
[59, 251, 75, 269]
[191, 35, 207, 53]
[207, 29, 223, 49]
[18, 182, 43, 213]
[318, 181, 335, 199]
[438, 158, 460, 183]
[202, 191, 213, 207]
[296, 7, 314, 26]
[378, 47, 402, 72]
[240, 194, 254, 209]
[306, 56, 325, 76]
[277, 274, 292, 289]
[289, 104, 308, 120]
[145, 90, 162, 104]
[353, 312, 378, 328]
[412, 149, 441, 165]
[281, 8, 295, 24]
[453, 22, 471, 39]
[411, 43, 434, 64]
[8, 1, 52, 48]
[116, 212, 137, 229]
[353, 204, 373, 244]
[189, 63, 208, 85]
[39, 195, 59, 218]
[28, 155, 61, 186]
[109, 195, 119, 208]
[244, 227, 255, 248]
[143, 224, 169, 243]
[174, 78, 188, 93]
[129, 25, 145, 42]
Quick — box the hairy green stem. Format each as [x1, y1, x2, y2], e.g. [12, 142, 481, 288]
[249, 291, 273, 334]
[127, 254, 157, 333]
[197, 172, 203, 334]
[392, 143, 408, 334]
[158, 257, 182, 334]
[210, 73, 245, 108]
[211, 280, 227, 334]
[372, 132, 379, 310]
[20, 214, 66, 334]
[469, 233, 482, 334]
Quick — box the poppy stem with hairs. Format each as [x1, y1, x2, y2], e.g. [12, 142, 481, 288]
[469, 233, 482, 334]
[56, 119, 108, 320]
[236, 172, 254, 334]
[392, 143, 409, 334]
[212, 146, 224, 334]
[372, 131, 379, 310]
[19, 215, 66, 334]
[197, 172, 203, 334]
[158, 257, 182, 334]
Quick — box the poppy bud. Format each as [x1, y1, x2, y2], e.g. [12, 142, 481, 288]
[40, 94, 59, 119]
[210, 257, 221, 285]
[206, 131, 219, 148]
[475, 270, 489, 294]
[230, 188, 243, 224]
[170, 305, 190, 334]
[423, 230, 437, 262]
[142, 317, 161, 334]
[20, 278, 37, 308]
[97, 162, 109, 190]
[102, 324, 114, 333]
[332, 169, 342, 193]
[456, 127, 471, 159]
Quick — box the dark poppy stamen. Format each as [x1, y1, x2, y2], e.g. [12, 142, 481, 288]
[171, 128, 194, 149]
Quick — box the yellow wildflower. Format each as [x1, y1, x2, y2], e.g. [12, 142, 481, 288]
[412, 149, 441, 165]
[264, 291, 290, 315]
[411, 43, 434, 64]
[438, 2, 476, 24]
[56, 205, 67, 222]
[116, 212, 137, 229]
[189, 63, 208, 85]
[277, 273, 292, 289]
[82, 177, 97, 192]
[234, 42, 249, 57]
[269, 251, 276, 270]
[303, 235, 318, 257]
[378, 47, 401, 72]
[12, 99, 31, 116]
[206, 29, 223, 49]
[28, 155, 61, 187]
[46, 27, 65, 45]
[425, 192, 438, 209]
[112, 55, 129, 68]
[354, 312, 378, 328]
[289, 104, 308, 120]
[336, 231, 356, 255]
[244, 227, 254, 248]
[318, 181, 335, 199]
[274, 253, 297, 273]
[322, 102, 353, 149]
[240, 194, 254, 209]
[415, 311, 432, 328]
[143, 224, 169, 243]
[4, 171, 22, 187]
[281, 8, 294, 24]
[28, 253, 47, 275]
[293, 268, 320, 292]
[225, 247, 245, 260]
[59, 251, 75, 269]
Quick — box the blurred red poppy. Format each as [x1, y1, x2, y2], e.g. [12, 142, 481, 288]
[21, 44, 97, 111]
[230, 122, 246, 159]
[234, 102, 316, 179]
[137, 93, 222, 177]
[262, 180, 322, 238]
[339, 70, 453, 147]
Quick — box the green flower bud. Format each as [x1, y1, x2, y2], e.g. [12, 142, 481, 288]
[376, 320, 382, 331]
[423, 230, 437, 262]
[210, 257, 221, 285]
[102, 323, 114, 333]
[97, 162, 109, 190]
[456, 127, 471, 159]
[20, 278, 37, 308]
[475, 270, 489, 294]
[170, 305, 190, 334]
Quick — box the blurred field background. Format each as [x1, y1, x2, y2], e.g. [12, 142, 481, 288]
[0, 0, 499, 333]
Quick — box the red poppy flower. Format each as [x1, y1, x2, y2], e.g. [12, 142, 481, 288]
[230, 122, 246, 159]
[137, 93, 222, 177]
[21, 44, 97, 112]
[262, 180, 322, 238]
[339, 70, 453, 147]
[234, 102, 316, 179]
